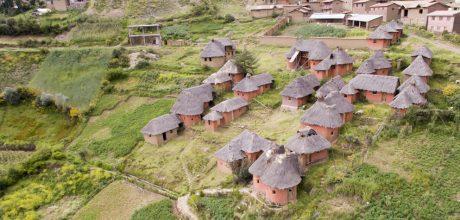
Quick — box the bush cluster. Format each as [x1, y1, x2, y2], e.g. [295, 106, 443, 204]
[161, 25, 190, 41]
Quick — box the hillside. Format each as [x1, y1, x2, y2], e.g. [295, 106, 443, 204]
[0, 0, 459, 219]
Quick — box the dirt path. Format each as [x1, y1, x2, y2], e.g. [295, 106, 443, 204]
[177, 195, 198, 220]
[408, 33, 460, 54]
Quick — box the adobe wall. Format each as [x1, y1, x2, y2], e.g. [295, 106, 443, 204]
[178, 114, 202, 127]
[341, 112, 353, 122]
[234, 90, 259, 101]
[343, 93, 357, 103]
[143, 128, 178, 146]
[302, 123, 340, 142]
[367, 39, 391, 50]
[220, 106, 248, 124]
[211, 81, 232, 92]
[310, 149, 329, 163]
[264, 186, 297, 205]
[259, 36, 369, 49]
[216, 159, 234, 174]
[231, 73, 245, 83]
[245, 151, 263, 163]
[363, 91, 394, 104]
[375, 68, 391, 75]
[281, 96, 308, 109]
[205, 120, 221, 132]
[201, 56, 226, 68]
[253, 175, 268, 194]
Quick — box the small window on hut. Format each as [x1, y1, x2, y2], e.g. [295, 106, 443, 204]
[331, 131, 334, 135]
[149, 134, 152, 137]
[373, 39, 377, 43]
[209, 57, 212, 61]
[344, 94, 348, 97]
[256, 179, 260, 183]
[372, 91, 377, 94]
[289, 189, 292, 192]
[419, 9, 423, 14]
[272, 190, 276, 194]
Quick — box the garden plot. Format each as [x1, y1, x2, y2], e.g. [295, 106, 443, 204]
[73, 180, 165, 220]
[278, 23, 369, 38]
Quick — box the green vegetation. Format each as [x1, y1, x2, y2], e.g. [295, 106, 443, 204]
[68, 18, 126, 46]
[190, 195, 238, 219]
[74, 180, 165, 220]
[70, 98, 174, 166]
[0, 51, 46, 88]
[280, 23, 368, 38]
[0, 148, 113, 219]
[30, 48, 112, 110]
[0, 104, 78, 145]
[0, 12, 83, 35]
[131, 199, 176, 220]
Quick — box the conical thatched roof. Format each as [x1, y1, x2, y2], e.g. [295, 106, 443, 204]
[232, 130, 277, 153]
[218, 59, 243, 75]
[183, 84, 214, 103]
[400, 83, 427, 105]
[203, 71, 232, 84]
[390, 90, 413, 109]
[301, 101, 344, 128]
[141, 114, 181, 135]
[387, 20, 403, 30]
[411, 46, 433, 59]
[249, 147, 285, 177]
[356, 60, 376, 74]
[368, 26, 393, 40]
[285, 127, 331, 154]
[325, 91, 354, 114]
[286, 40, 330, 60]
[201, 38, 235, 58]
[403, 55, 433, 77]
[232, 76, 259, 92]
[211, 97, 248, 112]
[260, 154, 301, 189]
[398, 75, 430, 94]
[171, 91, 205, 115]
[203, 111, 223, 121]
[357, 50, 391, 74]
[340, 83, 358, 95]
[281, 77, 315, 98]
[381, 23, 398, 33]
[317, 75, 345, 97]
[314, 47, 353, 71]
[214, 141, 245, 162]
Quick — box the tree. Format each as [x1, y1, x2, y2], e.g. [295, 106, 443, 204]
[235, 49, 259, 75]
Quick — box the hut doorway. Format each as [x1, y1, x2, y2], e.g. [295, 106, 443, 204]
[162, 132, 167, 141]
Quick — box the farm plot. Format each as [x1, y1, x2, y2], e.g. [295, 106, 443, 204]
[73, 180, 166, 220]
[30, 48, 112, 110]
[0, 51, 46, 89]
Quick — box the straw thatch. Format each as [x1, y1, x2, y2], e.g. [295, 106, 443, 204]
[171, 91, 204, 115]
[214, 141, 245, 162]
[203, 71, 232, 84]
[317, 75, 345, 97]
[232, 73, 273, 92]
[183, 84, 214, 103]
[260, 154, 302, 189]
[368, 26, 393, 40]
[141, 114, 181, 135]
[203, 111, 223, 121]
[398, 75, 430, 94]
[402, 55, 433, 77]
[411, 46, 433, 59]
[301, 101, 344, 128]
[348, 74, 399, 93]
[201, 38, 235, 58]
[211, 97, 249, 112]
[285, 127, 331, 154]
[286, 40, 331, 61]
[325, 91, 354, 114]
[219, 59, 243, 75]
[340, 83, 358, 95]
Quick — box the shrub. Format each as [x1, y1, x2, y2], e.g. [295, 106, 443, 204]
[224, 14, 235, 23]
[190, 0, 218, 17]
[2, 87, 20, 105]
[135, 60, 150, 69]
[131, 200, 176, 220]
[35, 93, 54, 107]
[106, 68, 127, 81]
[161, 25, 190, 41]
[235, 49, 259, 75]
[442, 84, 459, 96]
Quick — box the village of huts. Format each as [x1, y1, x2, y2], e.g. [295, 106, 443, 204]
[141, 30, 435, 206]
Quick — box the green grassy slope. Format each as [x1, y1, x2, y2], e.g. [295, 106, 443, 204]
[0, 51, 46, 89]
[29, 48, 112, 110]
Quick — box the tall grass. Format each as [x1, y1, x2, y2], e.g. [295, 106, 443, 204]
[30, 48, 112, 110]
[131, 200, 176, 220]
[69, 18, 126, 46]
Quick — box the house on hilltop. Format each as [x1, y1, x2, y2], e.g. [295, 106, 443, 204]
[411, 46, 433, 65]
[233, 73, 274, 101]
[344, 74, 399, 104]
[171, 84, 214, 127]
[203, 60, 245, 91]
[141, 114, 182, 146]
[300, 101, 344, 142]
[280, 74, 320, 110]
[200, 38, 236, 68]
[356, 50, 392, 75]
[402, 55, 433, 82]
[367, 26, 393, 49]
[248, 147, 302, 205]
[427, 10, 460, 34]
[324, 91, 355, 122]
[285, 127, 331, 173]
[369, 3, 401, 22]
[286, 40, 332, 70]
[390, 82, 427, 115]
[208, 97, 249, 125]
[312, 47, 354, 79]
[214, 130, 277, 173]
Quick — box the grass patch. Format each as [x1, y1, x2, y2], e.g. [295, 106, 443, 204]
[0, 153, 113, 219]
[68, 18, 126, 46]
[90, 94, 126, 116]
[0, 104, 78, 145]
[131, 199, 176, 220]
[0, 51, 46, 89]
[190, 195, 238, 219]
[30, 48, 112, 110]
[74, 180, 165, 220]
[70, 98, 174, 165]
[280, 23, 368, 38]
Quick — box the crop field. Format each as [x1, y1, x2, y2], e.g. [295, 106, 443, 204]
[67, 18, 125, 46]
[0, 51, 46, 89]
[0, 104, 79, 145]
[30, 48, 112, 110]
[73, 180, 165, 220]
[278, 23, 369, 38]
[69, 97, 174, 166]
